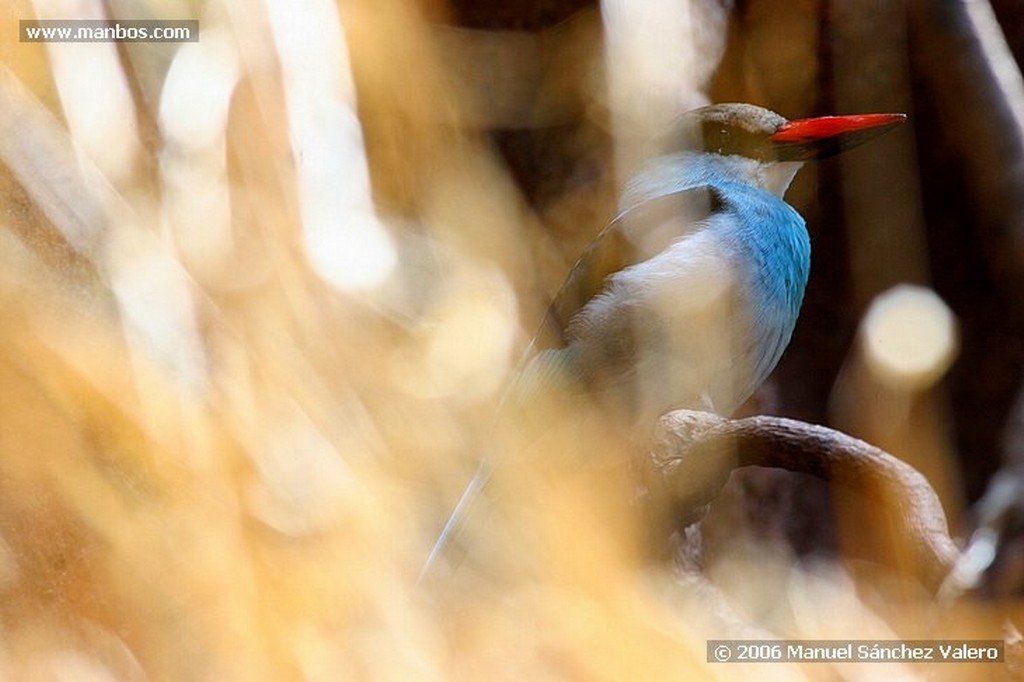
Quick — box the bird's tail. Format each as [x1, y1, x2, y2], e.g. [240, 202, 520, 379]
[418, 348, 578, 585]
[418, 461, 492, 584]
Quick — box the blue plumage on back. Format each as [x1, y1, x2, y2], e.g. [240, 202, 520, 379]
[712, 177, 810, 396]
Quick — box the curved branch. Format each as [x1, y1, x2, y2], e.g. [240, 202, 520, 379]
[644, 410, 961, 593]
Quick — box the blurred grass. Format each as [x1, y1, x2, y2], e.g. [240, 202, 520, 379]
[0, 0, 1018, 680]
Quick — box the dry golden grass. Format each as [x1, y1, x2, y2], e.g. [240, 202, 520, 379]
[0, 1, 1019, 680]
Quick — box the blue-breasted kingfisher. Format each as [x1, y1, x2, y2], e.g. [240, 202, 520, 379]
[422, 103, 905, 580]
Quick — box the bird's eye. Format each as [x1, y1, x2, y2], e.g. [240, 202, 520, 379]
[698, 121, 747, 155]
[712, 127, 730, 152]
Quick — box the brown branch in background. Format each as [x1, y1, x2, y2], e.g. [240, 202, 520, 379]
[644, 410, 961, 594]
[906, 0, 1024, 500]
[904, 0, 1024, 596]
[908, 0, 1024, 298]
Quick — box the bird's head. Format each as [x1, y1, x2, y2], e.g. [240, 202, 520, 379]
[659, 102, 906, 196]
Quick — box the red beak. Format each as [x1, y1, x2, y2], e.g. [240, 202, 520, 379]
[770, 112, 906, 161]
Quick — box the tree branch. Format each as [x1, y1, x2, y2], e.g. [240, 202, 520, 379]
[644, 410, 961, 593]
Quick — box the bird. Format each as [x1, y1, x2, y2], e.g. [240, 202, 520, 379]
[422, 102, 906, 581]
